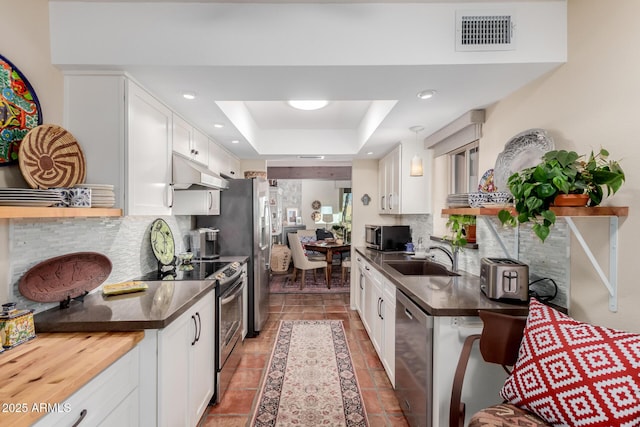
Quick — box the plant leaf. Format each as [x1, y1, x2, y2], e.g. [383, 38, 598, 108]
[532, 223, 550, 242]
[498, 209, 512, 224]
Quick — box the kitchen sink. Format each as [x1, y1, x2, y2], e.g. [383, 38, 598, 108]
[386, 260, 460, 276]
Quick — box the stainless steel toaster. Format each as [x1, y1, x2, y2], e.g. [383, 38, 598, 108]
[480, 258, 529, 302]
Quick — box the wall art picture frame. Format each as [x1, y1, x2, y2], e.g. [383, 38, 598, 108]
[286, 208, 298, 225]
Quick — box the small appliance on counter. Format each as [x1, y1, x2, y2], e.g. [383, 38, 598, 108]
[365, 224, 411, 251]
[480, 258, 529, 302]
[190, 228, 220, 259]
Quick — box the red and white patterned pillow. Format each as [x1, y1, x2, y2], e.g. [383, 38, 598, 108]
[500, 298, 640, 427]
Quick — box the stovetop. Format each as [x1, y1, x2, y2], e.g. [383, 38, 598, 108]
[136, 260, 242, 286]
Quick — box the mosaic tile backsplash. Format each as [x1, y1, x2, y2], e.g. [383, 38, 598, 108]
[9, 215, 193, 313]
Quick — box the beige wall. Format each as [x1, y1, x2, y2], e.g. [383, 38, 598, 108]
[480, 0, 639, 331]
[0, 0, 64, 303]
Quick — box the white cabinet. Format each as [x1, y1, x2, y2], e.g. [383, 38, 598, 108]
[358, 258, 395, 385]
[64, 73, 172, 215]
[173, 189, 220, 215]
[207, 139, 240, 179]
[173, 115, 209, 167]
[157, 290, 215, 427]
[378, 145, 400, 214]
[378, 141, 432, 215]
[354, 255, 367, 316]
[33, 346, 139, 427]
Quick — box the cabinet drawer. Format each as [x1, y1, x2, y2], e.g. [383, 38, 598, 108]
[33, 346, 139, 427]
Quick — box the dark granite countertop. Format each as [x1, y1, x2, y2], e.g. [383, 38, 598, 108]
[354, 247, 531, 317]
[34, 256, 248, 332]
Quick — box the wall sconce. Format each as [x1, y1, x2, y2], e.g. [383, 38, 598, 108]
[409, 125, 424, 177]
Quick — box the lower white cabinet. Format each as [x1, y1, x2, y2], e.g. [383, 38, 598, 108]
[360, 258, 395, 386]
[157, 290, 215, 427]
[172, 189, 221, 215]
[33, 346, 139, 427]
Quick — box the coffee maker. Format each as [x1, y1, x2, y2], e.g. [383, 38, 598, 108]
[190, 228, 220, 259]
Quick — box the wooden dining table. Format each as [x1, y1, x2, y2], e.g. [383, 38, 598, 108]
[303, 241, 351, 282]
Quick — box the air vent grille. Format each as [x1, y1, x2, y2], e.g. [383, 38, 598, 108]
[456, 11, 515, 51]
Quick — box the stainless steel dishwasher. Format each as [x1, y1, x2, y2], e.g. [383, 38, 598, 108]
[395, 289, 433, 427]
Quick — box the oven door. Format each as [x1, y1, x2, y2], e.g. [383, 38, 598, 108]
[216, 276, 244, 402]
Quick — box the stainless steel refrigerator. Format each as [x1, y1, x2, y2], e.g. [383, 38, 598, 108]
[196, 177, 271, 337]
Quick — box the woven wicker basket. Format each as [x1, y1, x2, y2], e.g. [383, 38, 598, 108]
[270, 244, 291, 273]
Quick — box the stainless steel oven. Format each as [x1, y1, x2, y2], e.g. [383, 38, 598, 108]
[214, 265, 244, 403]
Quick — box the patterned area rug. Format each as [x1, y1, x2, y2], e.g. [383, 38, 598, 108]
[251, 320, 368, 427]
[270, 267, 350, 294]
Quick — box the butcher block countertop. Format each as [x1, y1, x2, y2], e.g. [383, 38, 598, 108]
[0, 331, 144, 427]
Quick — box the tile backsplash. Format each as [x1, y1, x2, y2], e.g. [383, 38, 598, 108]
[9, 215, 193, 313]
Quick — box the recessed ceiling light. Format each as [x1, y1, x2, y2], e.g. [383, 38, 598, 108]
[367, 152, 374, 155]
[183, 92, 196, 100]
[287, 100, 329, 111]
[297, 155, 325, 159]
[416, 89, 436, 100]
[214, 123, 224, 128]
[231, 140, 239, 144]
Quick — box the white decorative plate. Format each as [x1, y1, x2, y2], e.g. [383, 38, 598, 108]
[493, 129, 555, 193]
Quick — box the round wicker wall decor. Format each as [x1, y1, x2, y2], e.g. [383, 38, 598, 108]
[18, 124, 86, 189]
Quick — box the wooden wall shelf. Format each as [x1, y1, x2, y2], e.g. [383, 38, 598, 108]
[0, 206, 122, 219]
[442, 206, 629, 217]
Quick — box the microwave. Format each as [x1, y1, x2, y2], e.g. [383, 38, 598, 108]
[365, 225, 411, 251]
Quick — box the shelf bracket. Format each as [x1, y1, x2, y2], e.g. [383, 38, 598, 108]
[564, 217, 618, 312]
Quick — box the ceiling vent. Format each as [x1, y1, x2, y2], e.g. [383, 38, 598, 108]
[456, 10, 515, 52]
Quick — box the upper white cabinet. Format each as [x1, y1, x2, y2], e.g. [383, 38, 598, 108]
[64, 73, 172, 215]
[173, 115, 208, 167]
[173, 189, 220, 215]
[208, 138, 240, 179]
[378, 141, 432, 215]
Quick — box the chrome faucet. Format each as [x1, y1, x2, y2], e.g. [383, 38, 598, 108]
[428, 245, 458, 272]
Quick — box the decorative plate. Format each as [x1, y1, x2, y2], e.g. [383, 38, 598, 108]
[18, 124, 86, 189]
[19, 252, 112, 302]
[311, 210, 321, 221]
[311, 200, 321, 210]
[478, 168, 496, 193]
[0, 54, 43, 166]
[493, 129, 555, 193]
[150, 218, 175, 266]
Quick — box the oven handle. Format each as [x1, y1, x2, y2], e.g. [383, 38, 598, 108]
[220, 279, 244, 305]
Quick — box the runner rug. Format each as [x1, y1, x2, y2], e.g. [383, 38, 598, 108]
[251, 320, 369, 427]
[269, 268, 350, 294]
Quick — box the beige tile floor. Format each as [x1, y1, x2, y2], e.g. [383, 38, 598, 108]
[199, 292, 409, 427]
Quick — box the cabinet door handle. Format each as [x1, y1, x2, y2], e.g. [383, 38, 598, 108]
[230, 170, 235, 175]
[195, 312, 202, 343]
[168, 184, 174, 208]
[380, 298, 384, 320]
[191, 315, 197, 345]
[71, 409, 87, 427]
[381, 195, 385, 210]
[377, 297, 382, 318]
[208, 192, 213, 210]
[365, 266, 370, 271]
[388, 194, 392, 210]
[359, 273, 364, 289]
[404, 308, 414, 320]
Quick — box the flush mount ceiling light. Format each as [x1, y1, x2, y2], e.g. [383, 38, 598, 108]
[182, 92, 196, 100]
[286, 100, 329, 111]
[416, 89, 436, 100]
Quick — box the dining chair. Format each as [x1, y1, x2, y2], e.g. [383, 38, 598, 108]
[288, 233, 329, 289]
[296, 229, 325, 261]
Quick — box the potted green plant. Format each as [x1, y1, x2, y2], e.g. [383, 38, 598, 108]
[445, 214, 476, 249]
[498, 148, 625, 242]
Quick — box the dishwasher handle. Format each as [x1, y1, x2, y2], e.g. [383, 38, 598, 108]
[395, 289, 432, 328]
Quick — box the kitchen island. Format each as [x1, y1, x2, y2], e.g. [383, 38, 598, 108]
[0, 331, 143, 427]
